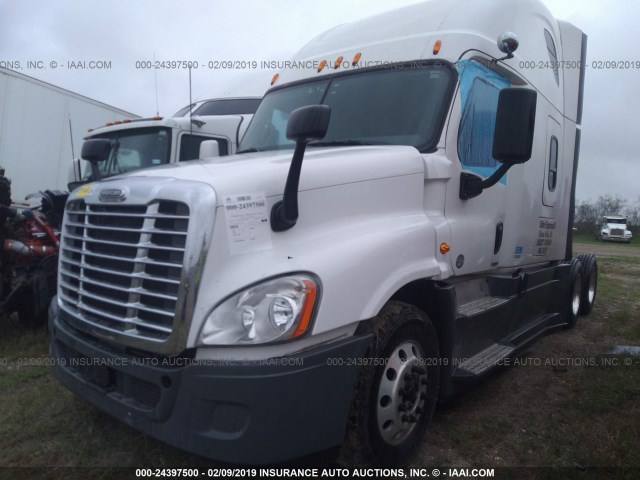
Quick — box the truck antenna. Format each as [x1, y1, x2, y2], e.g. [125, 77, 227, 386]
[68, 115, 75, 162]
[189, 66, 193, 135]
[154, 51, 160, 116]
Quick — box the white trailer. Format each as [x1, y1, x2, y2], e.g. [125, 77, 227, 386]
[50, 0, 596, 466]
[0, 67, 136, 202]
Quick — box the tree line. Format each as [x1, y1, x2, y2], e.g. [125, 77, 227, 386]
[574, 194, 640, 234]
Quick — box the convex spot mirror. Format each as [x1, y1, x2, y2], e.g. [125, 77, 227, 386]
[199, 140, 220, 159]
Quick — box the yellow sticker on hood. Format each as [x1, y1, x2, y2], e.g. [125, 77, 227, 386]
[75, 184, 93, 197]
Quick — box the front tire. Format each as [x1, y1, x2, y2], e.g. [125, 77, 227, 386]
[339, 301, 440, 466]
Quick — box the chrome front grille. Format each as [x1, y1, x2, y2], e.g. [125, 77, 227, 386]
[611, 228, 624, 236]
[59, 200, 189, 341]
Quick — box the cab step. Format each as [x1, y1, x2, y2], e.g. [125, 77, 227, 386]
[454, 342, 515, 377]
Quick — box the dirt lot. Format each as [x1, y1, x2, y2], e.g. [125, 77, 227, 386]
[417, 241, 640, 476]
[0, 241, 638, 479]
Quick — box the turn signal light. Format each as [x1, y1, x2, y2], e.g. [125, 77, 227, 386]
[440, 242, 451, 254]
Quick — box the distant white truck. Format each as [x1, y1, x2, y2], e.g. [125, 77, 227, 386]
[599, 216, 632, 243]
[71, 96, 262, 188]
[51, 0, 597, 466]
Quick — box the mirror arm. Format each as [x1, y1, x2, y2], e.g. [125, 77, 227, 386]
[271, 142, 307, 231]
[459, 163, 511, 200]
[89, 162, 103, 181]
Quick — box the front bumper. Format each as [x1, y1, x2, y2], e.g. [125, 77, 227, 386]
[49, 301, 371, 464]
[601, 235, 632, 243]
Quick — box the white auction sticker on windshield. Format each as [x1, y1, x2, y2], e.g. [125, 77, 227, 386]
[223, 193, 272, 254]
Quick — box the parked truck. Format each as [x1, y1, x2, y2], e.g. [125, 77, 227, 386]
[598, 215, 632, 243]
[50, 0, 596, 466]
[0, 66, 136, 203]
[71, 95, 262, 189]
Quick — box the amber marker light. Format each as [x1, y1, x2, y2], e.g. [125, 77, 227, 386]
[290, 279, 318, 339]
[334, 56, 344, 68]
[271, 73, 279, 85]
[317, 59, 327, 72]
[433, 40, 442, 55]
[440, 242, 451, 254]
[352, 52, 362, 66]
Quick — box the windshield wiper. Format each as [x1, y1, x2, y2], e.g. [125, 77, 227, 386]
[236, 147, 263, 154]
[309, 140, 384, 147]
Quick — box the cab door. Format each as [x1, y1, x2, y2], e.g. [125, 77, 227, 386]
[444, 60, 510, 275]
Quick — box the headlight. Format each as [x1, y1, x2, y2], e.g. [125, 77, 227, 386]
[199, 275, 319, 345]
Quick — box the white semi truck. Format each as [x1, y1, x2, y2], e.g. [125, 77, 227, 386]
[71, 96, 261, 188]
[50, 0, 596, 466]
[598, 216, 632, 243]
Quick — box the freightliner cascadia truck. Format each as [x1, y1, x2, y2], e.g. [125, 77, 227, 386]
[49, 0, 596, 466]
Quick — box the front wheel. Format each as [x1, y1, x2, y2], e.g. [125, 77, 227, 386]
[339, 302, 440, 466]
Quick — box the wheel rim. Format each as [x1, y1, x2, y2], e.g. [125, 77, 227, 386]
[572, 274, 582, 316]
[587, 267, 596, 304]
[376, 340, 428, 446]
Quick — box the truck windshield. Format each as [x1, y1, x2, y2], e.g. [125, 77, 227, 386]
[84, 127, 171, 180]
[239, 61, 455, 153]
[605, 218, 626, 225]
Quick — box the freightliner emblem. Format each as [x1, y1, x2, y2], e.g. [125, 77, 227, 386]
[99, 188, 126, 202]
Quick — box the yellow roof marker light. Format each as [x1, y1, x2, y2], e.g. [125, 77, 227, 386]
[352, 52, 362, 66]
[317, 59, 327, 73]
[334, 56, 344, 69]
[271, 73, 279, 86]
[433, 40, 442, 55]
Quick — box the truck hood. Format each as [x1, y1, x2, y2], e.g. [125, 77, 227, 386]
[110, 145, 425, 205]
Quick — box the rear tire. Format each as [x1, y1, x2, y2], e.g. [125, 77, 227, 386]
[565, 258, 583, 329]
[577, 253, 597, 316]
[339, 301, 440, 466]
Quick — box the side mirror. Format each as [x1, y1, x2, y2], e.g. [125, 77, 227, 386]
[81, 139, 113, 181]
[271, 105, 331, 232]
[286, 104, 331, 143]
[493, 88, 537, 165]
[81, 139, 112, 164]
[199, 140, 220, 159]
[460, 88, 537, 200]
